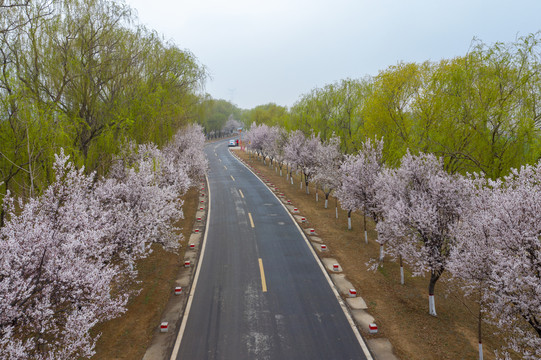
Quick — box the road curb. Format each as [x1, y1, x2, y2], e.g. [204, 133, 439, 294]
[169, 174, 212, 359]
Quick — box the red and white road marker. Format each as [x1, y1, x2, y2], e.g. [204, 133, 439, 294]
[199, 207, 204, 210]
[309, 228, 316, 234]
[301, 217, 306, 223]
[321, 244, 327, 251]
[189, 244, 195, 249]
[184, 261, 191, 268]
[369, 323, 378, 334]
[287, 199, 292, 204]
[174, 287, 183, 295]
[349, 289, 357, 298]
[160, 322, 169, 333]
[197, 217, 202, 222]
[333, 264, 340, 272]
[194, 229, 200, 233]
[293, 208, 298, 213]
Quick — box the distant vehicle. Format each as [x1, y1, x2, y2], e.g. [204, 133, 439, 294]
[228, 140, 236, 147]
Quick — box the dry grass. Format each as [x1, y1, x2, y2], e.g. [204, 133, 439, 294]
[91, 187, 198, 360]
[237, 151, 506, 360]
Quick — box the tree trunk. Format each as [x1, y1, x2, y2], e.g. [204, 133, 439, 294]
[400, 255, 404, 285]
[335, 197, 338, 219]
[348, 210, 352, 230]
[379, 244, 384, 262]
[478, 289, 483, 360]
[428, 270, 441, 316]
[26, 126, 34, 198]
[325, 193, 329, 209]
[363, 212, 368, 244]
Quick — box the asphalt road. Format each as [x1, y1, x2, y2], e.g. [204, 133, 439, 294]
[174, 139, 369, 360]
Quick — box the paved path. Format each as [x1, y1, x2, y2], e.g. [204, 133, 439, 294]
[173, 139, 370, 360]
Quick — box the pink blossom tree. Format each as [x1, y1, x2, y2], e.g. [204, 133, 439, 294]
[449, 165, 541, 359]
[165, 124, 208, 183]
[446, 174, 495, 360]
[313, 136, 342, 214]
[336, 138, 384, 238]
[0, 125, 206, 358]
[0, 152, 129, 359]
[376, 151, 468, 316]
[269, 126, 288, 176]
[245, 123, 269, 162]
[284, 130, 321, 194]
[261, 125, 279, 167]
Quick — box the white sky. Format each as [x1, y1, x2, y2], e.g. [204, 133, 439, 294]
[124, 0, 541, 109]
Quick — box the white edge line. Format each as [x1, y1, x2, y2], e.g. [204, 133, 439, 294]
[228, 149, 374, 360]
[170, 174, 212, 359]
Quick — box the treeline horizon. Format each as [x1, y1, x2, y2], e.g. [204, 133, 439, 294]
[240, 33, 541, 180]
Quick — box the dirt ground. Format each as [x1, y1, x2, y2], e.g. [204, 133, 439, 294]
[236, 150, 507, 360]
[91, 187, 198, 360]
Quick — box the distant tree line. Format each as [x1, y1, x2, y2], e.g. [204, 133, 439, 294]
[242, 34, 541, 180]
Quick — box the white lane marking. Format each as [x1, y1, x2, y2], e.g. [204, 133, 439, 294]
[239, 189, 244, 198]
[231, 175, 235, 181]
[170, 175, 212, 359]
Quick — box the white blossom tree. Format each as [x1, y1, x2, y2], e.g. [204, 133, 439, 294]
[284, 130, 321, 194]
[313, 136, 342, 215]
[0, 152, 129, 359]
[450, 165, 541, 360]
[261, 125, 279, 167]
[165, 123, 208, 183]
[376, 151, 468, 316]
[0, 125, 207, 358]
[245, 123, 269, 162]
[270, 126, 288, 176]
[336, 138, 384, 240]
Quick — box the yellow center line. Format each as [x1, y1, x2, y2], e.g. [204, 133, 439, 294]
[231, 175, 235, 181]
[248, 212, 255, 228]
[258, 258, 267, 292]
[239, 189, 244, 198]
[224, 165, 227, 170]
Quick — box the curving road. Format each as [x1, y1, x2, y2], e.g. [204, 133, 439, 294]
[172, 139, 371, 360]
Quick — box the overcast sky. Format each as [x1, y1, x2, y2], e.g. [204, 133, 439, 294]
[124, 0, 541, 109]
